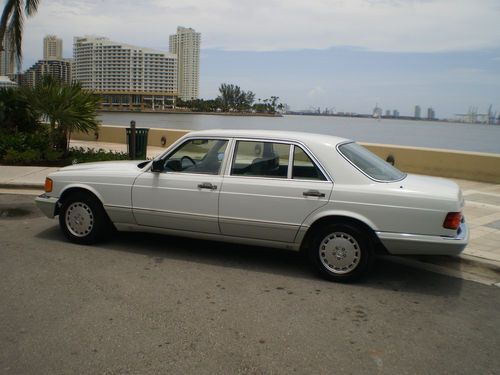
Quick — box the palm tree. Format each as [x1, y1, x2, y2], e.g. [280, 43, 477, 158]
[31, 76, 101, 154]
[0, 0, 40, 68]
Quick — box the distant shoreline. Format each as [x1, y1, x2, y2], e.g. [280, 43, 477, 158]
[286, 112, 500, 125]
[97, 109, 282, 117]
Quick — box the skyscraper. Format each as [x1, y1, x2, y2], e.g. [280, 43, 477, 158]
[414, 105, 421, 119]
[43, 35, 63, 60]
[169, 26, 200, 101]
[427, 107, 436, 120]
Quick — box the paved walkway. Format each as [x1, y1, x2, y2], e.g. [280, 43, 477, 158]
[0, 140, 499, 266]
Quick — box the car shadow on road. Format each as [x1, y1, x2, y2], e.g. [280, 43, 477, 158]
[36, 226, 464, 296]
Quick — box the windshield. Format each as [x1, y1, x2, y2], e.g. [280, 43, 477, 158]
[338, 142, 406, 182]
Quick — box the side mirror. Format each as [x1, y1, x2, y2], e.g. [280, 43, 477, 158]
[151, 159, 164, 173]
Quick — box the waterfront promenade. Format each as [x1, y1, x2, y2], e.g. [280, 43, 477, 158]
[0, 139, 499, 283]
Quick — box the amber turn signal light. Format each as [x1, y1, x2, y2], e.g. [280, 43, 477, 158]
[44, 178, 53, 193]
[443, 212, 462, 230]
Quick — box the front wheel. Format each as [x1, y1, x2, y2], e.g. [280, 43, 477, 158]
[309, 223, 373, 282]
[59, 192, 109, 244]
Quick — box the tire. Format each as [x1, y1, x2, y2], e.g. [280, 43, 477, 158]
[59, 192, 110, 245]
[308, 222, 373, 282]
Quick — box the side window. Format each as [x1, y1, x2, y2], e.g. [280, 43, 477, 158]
[231, 141, 290, 178]
[163, 139, 228, 174]
[293, 146, 326, 181]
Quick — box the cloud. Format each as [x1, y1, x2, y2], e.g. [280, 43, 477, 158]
[21, 0, 500, 67]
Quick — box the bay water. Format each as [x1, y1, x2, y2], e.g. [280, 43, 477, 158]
[98, 112, 500, 154]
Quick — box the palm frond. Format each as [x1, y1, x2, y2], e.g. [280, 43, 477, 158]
[7, 0, 24, 68]
[0, 0, 17, 49]
[24, 0, 40, 16]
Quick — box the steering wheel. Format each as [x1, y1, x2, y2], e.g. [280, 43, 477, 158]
[181, 155, 196, 167]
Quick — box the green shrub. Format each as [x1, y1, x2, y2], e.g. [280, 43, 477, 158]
[67, 147, 129, 164]
[0, 129, 51, 160]
[3, 148, 42, 164]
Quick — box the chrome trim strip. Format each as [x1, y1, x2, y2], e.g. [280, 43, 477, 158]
[287, 145, 294, 179]
[225, 136, 333, 182]
[133, 207, 218, 221]
[219, 216, 301, 229]
[149, 136, 231, 174]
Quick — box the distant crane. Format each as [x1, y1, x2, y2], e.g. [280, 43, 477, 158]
[455, 105, 497, 124]
[372, 103, 382, 120]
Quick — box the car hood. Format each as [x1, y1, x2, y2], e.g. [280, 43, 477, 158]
[58, 160, 149, 173]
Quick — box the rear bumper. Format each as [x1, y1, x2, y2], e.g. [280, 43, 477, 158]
[376, 220, 469, 255]
[35, 194, 58, 218]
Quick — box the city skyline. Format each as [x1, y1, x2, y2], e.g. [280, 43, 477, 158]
[14, 1, 500, 117]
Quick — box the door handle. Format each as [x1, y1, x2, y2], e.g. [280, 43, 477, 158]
[303, 190, 325, 198]
[198, 182, 217, 190]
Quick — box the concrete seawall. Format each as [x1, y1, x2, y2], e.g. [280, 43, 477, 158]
[73, 125, 500, 184]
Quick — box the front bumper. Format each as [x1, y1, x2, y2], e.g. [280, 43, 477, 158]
[376, 220, 469, 256]
[35, 194, 59, 218]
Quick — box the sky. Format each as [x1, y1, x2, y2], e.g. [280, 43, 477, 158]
[19, 0, 500, 117]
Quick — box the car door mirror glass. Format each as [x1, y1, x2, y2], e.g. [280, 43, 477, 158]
[151, 159, 164, 172]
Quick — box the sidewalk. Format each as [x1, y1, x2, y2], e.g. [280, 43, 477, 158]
[1, 140, 499, 268]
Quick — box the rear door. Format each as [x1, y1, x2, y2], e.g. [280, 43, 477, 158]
[218, 139, 333, 243]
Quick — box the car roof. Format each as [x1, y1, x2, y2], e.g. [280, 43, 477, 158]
[186, 129, 351, 146]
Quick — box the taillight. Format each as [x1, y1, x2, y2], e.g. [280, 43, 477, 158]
[443, 212, 462, 230]
[44, 178, 53, 193]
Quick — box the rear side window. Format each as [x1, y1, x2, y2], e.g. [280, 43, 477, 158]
[292, 146, 326, 181]
[338, 142, 406, 182]
[231, 141, 290, 178]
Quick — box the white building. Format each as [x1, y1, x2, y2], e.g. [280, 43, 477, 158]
[73, 36, 177, 110]
[0, 75, 17, 88]
[43, 35, 63, 60]
[169, 26, 200, 101]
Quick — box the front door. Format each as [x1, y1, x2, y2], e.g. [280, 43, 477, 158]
[132, 138, 228, 234]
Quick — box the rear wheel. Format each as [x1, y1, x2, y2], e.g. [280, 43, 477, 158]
[309, 223, 373, 282]
[59, 192, 109, 244]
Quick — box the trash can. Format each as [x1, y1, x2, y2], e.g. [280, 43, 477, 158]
[126, 127, 149, 159]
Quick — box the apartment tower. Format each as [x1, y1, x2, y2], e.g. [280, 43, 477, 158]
[43, 35, 63, 60]
[73, 36, 177, 110]
[169, 26, 200, 101]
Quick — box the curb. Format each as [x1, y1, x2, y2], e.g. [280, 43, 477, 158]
[458, 254, 500, 271]
[0, 183, 44, 190]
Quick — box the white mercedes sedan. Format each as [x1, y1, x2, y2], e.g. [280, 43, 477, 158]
[35, 129, 468, 282]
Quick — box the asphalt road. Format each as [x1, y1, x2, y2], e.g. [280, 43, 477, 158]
[1, 194, 499, 375]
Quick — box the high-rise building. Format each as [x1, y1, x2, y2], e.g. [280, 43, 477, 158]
[21, 59, 72, 88]
[393, 110, 400, 117]
[169, 26, 200, 101]
[43, 35, 63, 60]
[414, 105, 421, 119]
[427, 107, 436, 120]
[0, 33, 15, 77]
[73, 36, 177, 110]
